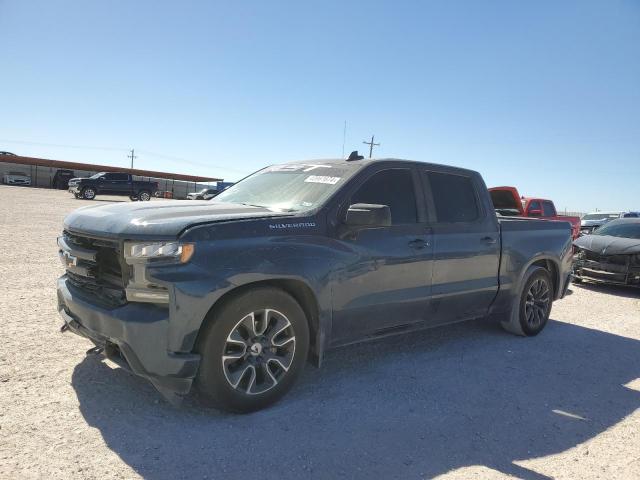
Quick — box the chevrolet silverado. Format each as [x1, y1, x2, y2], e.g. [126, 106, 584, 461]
[57, 158, 573, 412]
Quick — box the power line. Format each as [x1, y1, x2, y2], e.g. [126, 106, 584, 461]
[136, 149, 251, 175]
[363, 135, 380, 158]
[0, 138, 128, 152]
[0, 138, 251, 175]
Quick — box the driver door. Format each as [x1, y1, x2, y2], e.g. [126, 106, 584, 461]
[330, 166, 434, 345]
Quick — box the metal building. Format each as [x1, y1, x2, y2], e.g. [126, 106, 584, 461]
[0, 153, 223, 199]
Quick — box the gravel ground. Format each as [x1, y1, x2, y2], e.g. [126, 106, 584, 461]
[1, 184, 639, 480]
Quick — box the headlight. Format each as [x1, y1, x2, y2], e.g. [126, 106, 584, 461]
[124, 241, 195, 264]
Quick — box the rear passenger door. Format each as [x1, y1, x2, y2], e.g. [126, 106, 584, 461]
[422, 170, 501, 325]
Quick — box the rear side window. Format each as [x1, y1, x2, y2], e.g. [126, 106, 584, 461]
[527, 200, 542, 216]
[427, 172, 479, 223]
[351, 169, 418, 224]
[542, 201, 556, 217]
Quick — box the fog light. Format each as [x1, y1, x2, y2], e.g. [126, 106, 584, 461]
[125, 288, 170, 303]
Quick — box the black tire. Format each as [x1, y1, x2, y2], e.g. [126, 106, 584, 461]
[138, 190, 151, 201]
[195, 287, 310, 413]
[82, 187, 96, 200]
[129, 194, 139, 201]
[501, 266, 553, 336]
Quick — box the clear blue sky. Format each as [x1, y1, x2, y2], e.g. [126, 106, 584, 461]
[1, 0, 638, 212]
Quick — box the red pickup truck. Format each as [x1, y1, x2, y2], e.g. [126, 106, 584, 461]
[489, 187, 581, 239]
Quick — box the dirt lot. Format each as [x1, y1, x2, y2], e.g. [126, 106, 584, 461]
[0, 184, 639, 480]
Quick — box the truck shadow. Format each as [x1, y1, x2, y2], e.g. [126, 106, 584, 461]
[72, 319, 640, 480]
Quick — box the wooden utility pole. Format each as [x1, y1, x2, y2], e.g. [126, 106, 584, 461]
[362, 135, 380, 158]
[128, 149, 137, 169]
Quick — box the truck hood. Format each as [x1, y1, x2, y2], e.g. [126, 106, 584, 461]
[63, 200, 291, 238]
[574, 234, 640, 255]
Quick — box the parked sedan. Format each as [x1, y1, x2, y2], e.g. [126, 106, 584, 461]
[3, 171, 31, 186]
[573, 219, 640, 286]
[580, 212, 622, 235]
[186, 188, 218, 200]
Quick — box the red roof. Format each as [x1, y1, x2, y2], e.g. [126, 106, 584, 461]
[0, 154, 222, 183]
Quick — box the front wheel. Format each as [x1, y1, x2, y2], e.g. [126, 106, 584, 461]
[501, 266, 553, 336]
[138, 190, 151, 201]
[82, 187, 96, 200]
[195, 287, 310, 413]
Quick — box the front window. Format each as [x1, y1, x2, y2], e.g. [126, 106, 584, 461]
[351, 169, 418, 224]
[89, 172, 106, 179]
[594, 221, 640, 239]
[213, 163, 360, 212]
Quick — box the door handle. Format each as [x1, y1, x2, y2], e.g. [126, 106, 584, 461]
[408, 239, 430, 249]
[481, 236, 497, 244]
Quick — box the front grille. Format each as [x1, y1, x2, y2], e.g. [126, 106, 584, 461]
[61, 231, 127, 307]
[584, 250, 629, 266]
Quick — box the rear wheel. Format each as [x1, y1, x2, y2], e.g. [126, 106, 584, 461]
[501, 266, 553, 336]
[82, 187, 96, 200]
[196, 287, 309, 413]
[129, 194, 138, 201]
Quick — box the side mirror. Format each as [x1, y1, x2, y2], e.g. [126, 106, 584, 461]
[345, 203, 391, 227]
[528, 209, 542, 217]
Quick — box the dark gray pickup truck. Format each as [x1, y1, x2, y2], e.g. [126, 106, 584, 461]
[68, 172, 158, 201]
[57, 158, 573, 412]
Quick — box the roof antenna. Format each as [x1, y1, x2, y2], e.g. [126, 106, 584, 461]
[347, 150, 364, 161]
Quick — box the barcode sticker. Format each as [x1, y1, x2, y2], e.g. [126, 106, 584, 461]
[304, 175, 341, 185]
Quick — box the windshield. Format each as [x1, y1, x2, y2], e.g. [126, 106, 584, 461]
[594, 221, 640, 239]
[89, 172, 106, 179]
[213, 163, 358, 212]
[583, 213, 619, 221]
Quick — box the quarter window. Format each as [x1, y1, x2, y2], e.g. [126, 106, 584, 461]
[427, 172, 479, 223]
[350, 169, 418, 224]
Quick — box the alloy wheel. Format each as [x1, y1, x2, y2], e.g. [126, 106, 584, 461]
[524, 278, 550, 328]
[222, 309, 296, 395]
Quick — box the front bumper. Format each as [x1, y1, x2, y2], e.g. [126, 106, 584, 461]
[573, 259, 640, 286]
[57, 276, 200, 396]
[68, 186, 80, 194]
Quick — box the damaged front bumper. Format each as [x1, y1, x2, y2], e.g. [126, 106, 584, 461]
[572, 255, 640, 286]
[57, 276, 200, 401]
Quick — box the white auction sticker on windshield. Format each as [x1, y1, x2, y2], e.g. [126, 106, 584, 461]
[304, 175, 341, 185]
